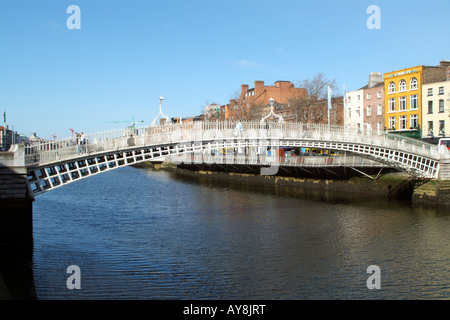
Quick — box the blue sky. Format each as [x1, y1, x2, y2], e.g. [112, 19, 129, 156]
[1, 0, 449, 139]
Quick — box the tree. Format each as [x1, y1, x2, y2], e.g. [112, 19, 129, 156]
[297, 73, 338, 100]
[288, 73, 338, 123]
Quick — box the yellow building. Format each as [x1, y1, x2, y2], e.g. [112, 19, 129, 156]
[384, 66, 423, 138]
[384, 61, 449, 139]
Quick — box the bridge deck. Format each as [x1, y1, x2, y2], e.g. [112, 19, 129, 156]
[18, 121, 450, 196]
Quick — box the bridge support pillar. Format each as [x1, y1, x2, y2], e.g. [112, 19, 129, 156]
[439, 159, 450, 181]
[0, 144, 36, 299]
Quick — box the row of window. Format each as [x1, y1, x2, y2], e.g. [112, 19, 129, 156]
[388, 114, 419, 130]
[427, 120, 446, 136]
[388, 116, 446, 135]
[348, 91, 383, 103]
[388, 95, 418, 112]
[388, 78, 418, 93]
[427, 87, 446, 96]
[365, 104, 383, 117]
[427, 100, 446, 114]
[388, 97, 446, 113]
[366, 92, 383, 100]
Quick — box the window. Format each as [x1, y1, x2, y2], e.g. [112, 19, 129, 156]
[410, 95, 418, 110]
[428, 100, 433, 114]
[357, 95, 361, 101]
[428, 88, 433, 96]
[428, 121, 434, 135]
[399, 80, 407, 92]
[367, 105, 372, 117]
[348, 96, 351, 103]
[399, 96, 407, 111]
[377, 122, 382, 133]
[389, 117, 396, 130]
[410, 78, 418, 90]
[400, 115, 407, 130]
[388, 82, 395, 93]
[377, 104, 383, 116]
[348, 108, 351, 119]
[389, 98, 396, 112]
[439, 87, 444, 95]
[367, 93, 371, 100]
[439, 121, 445, 135]
[377, 92, 382, 99]
[439, 100, 444, 113]
[410, 114, 418, 128]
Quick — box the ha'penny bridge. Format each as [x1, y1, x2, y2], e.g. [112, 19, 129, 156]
[4, 120, 448, 197]
[1, 117, 450, 299]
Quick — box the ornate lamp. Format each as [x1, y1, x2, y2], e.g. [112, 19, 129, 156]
[261, 97, 284, 123]
[151, 96, 172, 126]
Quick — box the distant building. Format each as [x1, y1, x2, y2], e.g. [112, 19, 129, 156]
[223, 80, 307, 121]
[422, 69, 450, 142]
[384, 60, 450, 139]
[345, 88, 364, 132]
[362, 72, 385, 134]
[0, 126, 29, 151]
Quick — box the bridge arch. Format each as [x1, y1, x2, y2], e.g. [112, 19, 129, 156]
[24, 121, 443, 196]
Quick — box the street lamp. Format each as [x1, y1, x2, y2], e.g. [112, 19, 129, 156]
[151, 96, 171, 126]
[261, 97, 284, 123]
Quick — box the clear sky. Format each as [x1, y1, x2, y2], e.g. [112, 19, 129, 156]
[1, 0, 449, 140]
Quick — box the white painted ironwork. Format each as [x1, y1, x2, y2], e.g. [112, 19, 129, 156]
[151, 96, 171, 126]
[23, 120, 445, 196]
[261, 98, 284, 123]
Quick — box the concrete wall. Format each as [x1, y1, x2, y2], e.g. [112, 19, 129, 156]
[0, 144, 36, 299]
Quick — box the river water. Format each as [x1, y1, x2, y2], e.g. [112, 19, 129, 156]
[32, 166, 450, 300]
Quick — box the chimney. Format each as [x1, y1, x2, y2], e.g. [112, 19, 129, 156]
[254, 80, 264, 93]
[240, 84, 249, 98]
[368, 72, 383, 88]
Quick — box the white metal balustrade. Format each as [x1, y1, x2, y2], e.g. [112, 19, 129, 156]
[24, 121, 445, 196]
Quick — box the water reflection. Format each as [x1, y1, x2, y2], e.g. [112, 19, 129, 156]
[31, 167, 450, 299]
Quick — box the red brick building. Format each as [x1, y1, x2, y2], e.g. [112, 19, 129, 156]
[362, 72, 385, 133]
[223, 80, 307, 121]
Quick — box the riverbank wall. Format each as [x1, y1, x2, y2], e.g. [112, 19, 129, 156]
[159, 163, 450, 206]
[0, 145, 36, 300]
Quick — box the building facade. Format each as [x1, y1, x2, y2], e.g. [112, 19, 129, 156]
[384, 60, 450, 139]
[223, 80, 307, 121]
[345, 88, 364, 132]
[422, 73, 450, 142]
[360, 72, 385, 134]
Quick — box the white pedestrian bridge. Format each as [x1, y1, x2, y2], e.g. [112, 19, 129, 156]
[18, 121, 448, 197]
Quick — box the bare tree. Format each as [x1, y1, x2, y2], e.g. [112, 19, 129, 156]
[288, 73, 338, 123]
[297, 73, 338, 100]
[202, 99, 221, 121]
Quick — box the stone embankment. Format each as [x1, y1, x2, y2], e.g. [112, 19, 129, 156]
[155, 162, 450, 206]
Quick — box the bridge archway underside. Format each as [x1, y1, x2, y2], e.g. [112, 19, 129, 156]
[26, 136, 439, 197]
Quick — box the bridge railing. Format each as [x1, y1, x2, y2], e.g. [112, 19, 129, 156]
[170, 153, 388, 168]
[24, 121, 441, 166]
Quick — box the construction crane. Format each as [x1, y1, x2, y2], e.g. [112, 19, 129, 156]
[103, 116, 144, 137]
[103, 115, 144, 128]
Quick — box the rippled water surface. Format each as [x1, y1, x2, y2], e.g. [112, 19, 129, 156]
[32, 167, 450, 299]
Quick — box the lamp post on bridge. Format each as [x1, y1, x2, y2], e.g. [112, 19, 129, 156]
[261, 97, 284, 124]
[151, 96, 172, 126]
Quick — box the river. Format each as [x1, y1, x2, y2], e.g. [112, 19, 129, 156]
[32, 166, 450, 300]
